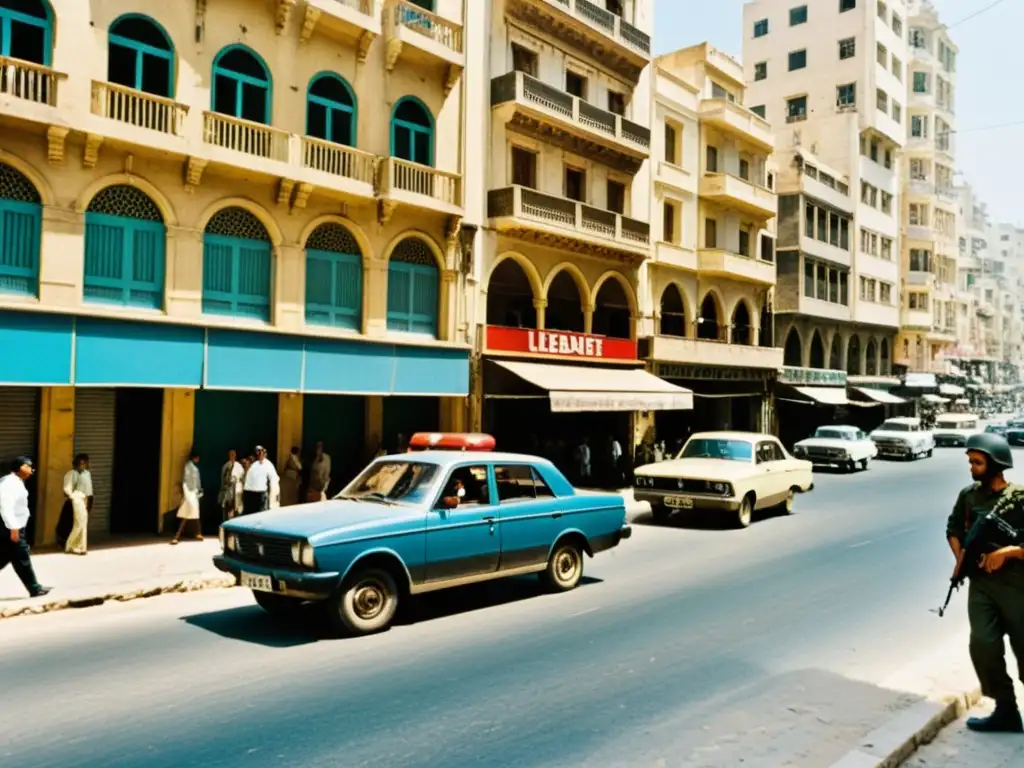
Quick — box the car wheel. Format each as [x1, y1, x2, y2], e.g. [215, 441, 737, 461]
[327, 568, 399, 636]
[859, 458, 869, 470]
[736, 495, 754, 528]
[781, 488, 795, 515]
[926, 448, 933, 458]
[253, 590, 304, 617]
[541, 539, 584, 592]
[844, 460, 856, 473]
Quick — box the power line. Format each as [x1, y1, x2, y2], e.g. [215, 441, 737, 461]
[949, 118, 1024, 135]
[947, 0, 1011, 29]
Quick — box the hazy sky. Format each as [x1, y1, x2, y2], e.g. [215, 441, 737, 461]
[653, 0, 1022, 224]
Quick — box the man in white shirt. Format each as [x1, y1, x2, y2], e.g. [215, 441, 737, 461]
[62, 453, 93, 555]
[242, 445, 278, 515]
[0, 456, 50, 597]
[308, 441, 332, 502]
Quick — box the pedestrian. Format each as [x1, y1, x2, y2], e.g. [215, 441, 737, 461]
[946, 432, 1024, 733]
[308, 441, 332, 502]
[171, 449, 203, 545]
[62, 453, 93, 555]
[218, 449, 244, 521]
[574, 438, 591, 485]
[242, 445, 278, 515]
[0, 457, 50, 597]
[609, 435, 623, 487]
[280, 446, 302, 506]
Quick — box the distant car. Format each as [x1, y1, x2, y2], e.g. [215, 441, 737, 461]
[986, 421, 1009, 436]
[1007, 418, 1024, 445]
[214, 442, 631, 636]
[633, 431, 814, 529]
[869, 417, 935, 460]
[933, 413, 982, 447]
[792, 425, 877, 471]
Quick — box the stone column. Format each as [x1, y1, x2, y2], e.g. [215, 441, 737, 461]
[583, 303, 595, 335]
[277, 392, 303, 470]
[274, 244, 305, 332]
[166, 226, 203, 318]
[39, 207, 84, 308]
[158, 389, 195, 533]
[35, 387, 75, 547]
[363, 259, 389, 337]
[533, 298, 547, 329]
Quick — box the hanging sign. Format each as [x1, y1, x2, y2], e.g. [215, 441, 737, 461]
[485, 326, 637, 360]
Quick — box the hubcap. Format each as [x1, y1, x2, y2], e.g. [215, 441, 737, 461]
[555, 549, 579, 582]
[352, 580, 387, 620]
[740, 502, 752, 525]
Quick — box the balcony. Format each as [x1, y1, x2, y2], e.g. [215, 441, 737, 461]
[377, 156, 462, 217]
[856, 302, 900, 328]
[505, 0, 650, 84]
[698, 99, 773, 153]
[648, 335, 784, 370]
[654, 242, 697, 272]
[491, 71, 649, 175]
[91, 81, 189, 137]
[301, 0, 381, 61]
[906, 270, 934, 287]
[383, 0, 464, 95]
[793, 296, 852, 323]
[203, 111, 292, 162]
[800, 174, 854, 214]
[656, 160, 694, 194]
[901, 308, 932, 330]
[699, 173, 776, 219]
[928, 326, 957, 344]
[800, 235, 852, 268]
[487, 185, 650, 260]
[697, 249, 775, 285]
[0, 56, 66, 129]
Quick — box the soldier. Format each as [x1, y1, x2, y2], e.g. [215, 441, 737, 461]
[947, 432, 1024, 732]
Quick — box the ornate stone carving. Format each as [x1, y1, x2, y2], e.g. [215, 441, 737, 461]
[276, 179, 296, 207]
[507, 112, 642, 176]
[445, 216, 462, 249]
[82, 134, 104, 169]
[184, 156, 207, 191]
[444, 64, 463, 97]
[275, 0, 297, 34]
[377, 198, 397, 225]
[46, 126, 69, 165]
[357, 31, 376, 63]
[292, 182, 314, 210]
[299, 5, 321, 42]
[384, 38, 403, 71]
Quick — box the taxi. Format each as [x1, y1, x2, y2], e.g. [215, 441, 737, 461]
[214, 434, 631, 636]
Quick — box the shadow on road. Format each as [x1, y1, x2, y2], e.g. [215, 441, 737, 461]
[636, 506, 796, 531]
[182, 575, 603, 646]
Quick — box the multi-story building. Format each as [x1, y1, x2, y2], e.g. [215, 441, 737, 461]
[642, 43, 781, 437]
[0, 0, 471, 544]
[743, 0, 903, 380]
[897, 0, 959, 373]
[951, 183, 997, 380]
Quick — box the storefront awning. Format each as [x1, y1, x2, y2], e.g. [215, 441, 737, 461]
[939, 383, 965, 396]
[851, 387, 906, 404]
[790, 386, 849, 405]
[904, 373, 938, 388]
[491, 360, 693, 412]
[922, 394, 948, 404]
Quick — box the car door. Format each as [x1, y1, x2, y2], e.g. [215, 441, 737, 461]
[752, 441, 781, 507]
[494, 463, 557, 571]
[424, 463, 501, 583]
[770, 439, 807, 490]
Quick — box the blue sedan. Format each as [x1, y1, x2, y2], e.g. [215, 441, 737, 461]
[214, 451, 632, 635]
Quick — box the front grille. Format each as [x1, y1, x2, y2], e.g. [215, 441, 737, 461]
[872, 438, 905, 447]
[235, 533, 299, 569]
[645, 477, 706, 493]
[802, 447, 846, 460]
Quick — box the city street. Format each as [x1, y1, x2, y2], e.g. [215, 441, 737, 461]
[0, 448, 999, 767]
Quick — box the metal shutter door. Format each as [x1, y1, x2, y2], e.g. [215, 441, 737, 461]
[0, 387, 40, 470]
[75, 389, 116, 538]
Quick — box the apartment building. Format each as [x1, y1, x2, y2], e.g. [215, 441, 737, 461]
[743, 0, 903, 380]
[642, 43, 781, 437]
[0, 0, 470, 544]
[989, 222, 1024, 379]
[897, 0, 960, 373]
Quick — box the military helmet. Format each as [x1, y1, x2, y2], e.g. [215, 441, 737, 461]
[965, 431, 1014, 470]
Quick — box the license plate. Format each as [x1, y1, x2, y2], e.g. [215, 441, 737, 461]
[664, 495, 694, 509]
[241, 572, 273, 592]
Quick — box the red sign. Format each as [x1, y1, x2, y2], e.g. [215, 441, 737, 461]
[485, 325, 637, 360]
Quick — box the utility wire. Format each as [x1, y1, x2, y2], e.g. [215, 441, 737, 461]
[947, 0, 1010, 29]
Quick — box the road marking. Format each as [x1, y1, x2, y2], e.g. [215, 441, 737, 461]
[569, 607, 601, 618]
[848, 527, 918, 549]
[849, 540, 872, 548]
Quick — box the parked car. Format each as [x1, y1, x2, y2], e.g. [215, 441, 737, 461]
[1006, 418, 1024, 446]
[792, 425, 877, 471]
[986, 421, 1009, 436]
[932, 413, 982, 447]
[214, 442, 631, 635]
[869, 417, 935, 460]
[633, 431, 814, 529]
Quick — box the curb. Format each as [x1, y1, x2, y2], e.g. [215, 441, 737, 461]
[828, 688, 982, 768]
[0, 573, 237, 619]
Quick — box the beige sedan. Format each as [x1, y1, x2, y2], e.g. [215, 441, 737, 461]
[634, 431, 814, 528]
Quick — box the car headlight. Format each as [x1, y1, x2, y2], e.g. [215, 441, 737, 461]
[226, 533, 238, 551]
[705, 481, 731, 495]
[291, 540, 316, 568]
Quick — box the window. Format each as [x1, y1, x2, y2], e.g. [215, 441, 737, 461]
[892, 14, 902, 36]
[880, 283, 892, 304]
[909, 292, 928, 310]
[805, 202, 815, 237]
[202, 207, 273, 321]
[869, 139, 879, 162]
[754, 61, 767, 81]
[804, 260, 814, 297]
[565, 70, 587, 98]
[860, 276, 876, 302]
[786, 96, 807, 121]
[816, 207, 827, 243]
[607, 180, 625, 214]
[494, 465, 553, 502]
[876, 43, 887, 67]
[754, 18, 769, 37]
[817, 263, 826, 298]
[837, 83, 856, 108]
[386, 237, 439, 335]
[839, 272, 848, 305]
[391, 97, 434, 166]
[739, 158, 750, 180]
[840, 0, 856, 12]
[442, 465, 491, 506]
[761, 234, 774, 262]
[881, 237, 892, 260]
[608, 90, 626, 116]
[107, 15, 174, 99]
[511, 146, 537, 188]
[892, 102, 901, 124]
[911, 114, 928, 138]
[711, 82, 734, 101]
[304, 222, 363, 330]
[883, 148, 892, 169]
[892, 57, 902, 81]
[706, 145, 719, 173]
[662, 200, 678, 243]
[750, 104, 766, 118]
[790, 6, 808, 25]
[306, 73, 356, 147]
[876, 89, 887, 112]
[511, 43, 538, 76]
[565, 166, 585, 202]
[877, 1, 886, 21]
[0, 0, 52, 67]
[212, 46, 272, 125]
[909, 203, 928, 226]
[788, 49, 807, 71]
[839, 37, 856, 59]
[913, 72, 929, 93]
[704, 218, 717, 249]
[910, 248, 931, 272]
[881, 192, 892, 214]
[664, 123, 678, 164]
[739, 229, 751, 256]
[909, 27, 926, 49]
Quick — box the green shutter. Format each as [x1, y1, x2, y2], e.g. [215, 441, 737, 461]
[202, 234, 271, 321]
[84, 212, 165, 309]
[0, 200, 41, 296]
[305, 249, 362, 330]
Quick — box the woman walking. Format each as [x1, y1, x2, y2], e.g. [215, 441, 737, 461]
[218, 449, 244, 521]
[172, 449, 203, 545]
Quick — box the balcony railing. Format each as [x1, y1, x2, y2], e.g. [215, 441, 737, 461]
[389, 0, 463, 54]
[0, 55, 65, 106]
[301, 135, 377, 184]
[202, 112, 291, 162]
[490, 71, 650, 150]
[91, 81, 189, 136]
[488, 185, 650, 248]
[379, 156, 460, 206]
[551, 0, 651, 56]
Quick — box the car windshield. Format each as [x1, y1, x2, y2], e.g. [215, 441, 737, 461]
[814, 428, 852, 440]
[339, 461, 441, 505]
[878, 421, 911, 432]
[679, 438, 752, 462]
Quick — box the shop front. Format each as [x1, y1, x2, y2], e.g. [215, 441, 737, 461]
[774, 367, 852, 448]
[479, 326, 692, 483]
[845, 375, 910, 431]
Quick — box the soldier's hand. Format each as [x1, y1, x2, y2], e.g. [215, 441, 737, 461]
[980, 547, 1016, 573]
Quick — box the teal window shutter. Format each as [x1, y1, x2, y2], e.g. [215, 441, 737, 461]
[386, 237, 438, 336]
[304, 222, 363, 330]
[202, 207, 273, 321]
[0, 163, 42, 297]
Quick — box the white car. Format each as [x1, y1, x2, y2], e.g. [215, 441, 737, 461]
[633, 431, 814, 529]
[869, 417, 935, 460]
[932, 413, 982, 448]
[792, 425, 877, 471]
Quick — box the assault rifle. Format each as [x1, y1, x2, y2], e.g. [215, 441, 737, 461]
[937, 489, 1024, 617]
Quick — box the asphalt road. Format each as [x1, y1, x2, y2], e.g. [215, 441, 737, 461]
[2, 448, 1001, 768]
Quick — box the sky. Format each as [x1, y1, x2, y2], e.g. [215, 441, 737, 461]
[652, 0, 1023, 225]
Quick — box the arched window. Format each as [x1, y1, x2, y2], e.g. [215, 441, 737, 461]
[545, 270, 584, 333]
[0, 162, 42, 296]
[486, 259, 536, 328]
[660, 284, 686, 337]
[84, 185, 165, 309]
[390, 97, 433, 166]
[592, 278, 632, 340]
[202, 207, 272, 321]
[846, 334, 861, 375]
[731, 301, 752, 345]
[0, 0, 52, 66]
[387, 237, 438, 336]
[108, 15, 174, 98]
[305, 223, 362, 330]
[865, 338, 878, 376]
[809, 331, 825, 369]
[759, 298, 773, 347]
[307, 73, 356, 147]
[783, 328, 802, 366]
[212, 45, 271, 124]
[880, 339, 891, 375]
[829, 335, 842, 370]
[697, 293, 719, 340]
